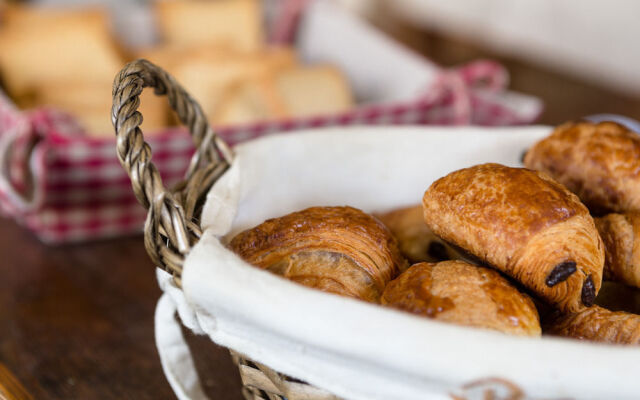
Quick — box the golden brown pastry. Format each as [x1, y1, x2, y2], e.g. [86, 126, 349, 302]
[423, 163, 605, 313]
[595, 212, 640, 288]
[544, 305, 640, 345]
[382, 261, 541, 336]
[524, 121, 640, 215]
[229, 206, 406, 303]
[376, 205, 461, 265]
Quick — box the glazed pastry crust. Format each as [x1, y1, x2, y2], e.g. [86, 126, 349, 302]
[595, 212, 640, 288]
[422, 163, 604, 313]
[376, 205, 460, 265]
[544, 305, 640, 345]
[524, 121, 640, 215]
[382, 261, 541, 336]
[229, 206, 405, 302]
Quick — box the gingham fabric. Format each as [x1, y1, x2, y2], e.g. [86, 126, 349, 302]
[0, 1, 542, 243]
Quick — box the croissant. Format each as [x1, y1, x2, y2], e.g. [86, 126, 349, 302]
[228, 206, 405, 303]
[594, 212, 640, 288]
[382, 261, 541, 336]
[376, 205, 460, 265]
[423, 163, 604, 313]
[524, 121, 640, 215]
[544, 305, 640, 345]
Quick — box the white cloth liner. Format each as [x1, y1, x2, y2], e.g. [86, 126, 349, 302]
[155, 126, 640, 400]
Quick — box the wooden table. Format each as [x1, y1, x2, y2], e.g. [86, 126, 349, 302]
[0, 217, 243, 399]
[2, 13, 640, 400]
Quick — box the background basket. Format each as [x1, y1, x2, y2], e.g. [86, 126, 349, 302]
[0, 1, 540, 244]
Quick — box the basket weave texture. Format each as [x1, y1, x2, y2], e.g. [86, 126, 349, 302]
[111, 59, 339, 399]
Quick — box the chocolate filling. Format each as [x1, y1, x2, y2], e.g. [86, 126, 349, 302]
[545, 261, 577, 287]
[581, 275, 596, 306]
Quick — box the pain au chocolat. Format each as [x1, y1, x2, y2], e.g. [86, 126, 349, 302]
[382, 261, 541, 336]
[595, 212, 640, 288]
[524, 121, 640, 215]
[422, 163, 604, 313]
[229, 206, 406, 303]
[376, 205, 461, 265]
[544, 306, 640, 345]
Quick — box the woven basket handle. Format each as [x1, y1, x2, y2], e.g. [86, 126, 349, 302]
[111, 59, 233, 285]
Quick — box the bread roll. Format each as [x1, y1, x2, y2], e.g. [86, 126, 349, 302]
[213, 64, 353, 125]
[274, 65, 353, 118]
[0, 5, 122, 100]
[35, 81, 167, 135]
[155, 0, 263, 52]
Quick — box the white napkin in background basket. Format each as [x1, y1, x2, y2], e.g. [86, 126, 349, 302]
[156, 126, 640, 400]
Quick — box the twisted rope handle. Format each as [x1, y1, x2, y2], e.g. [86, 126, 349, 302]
[111, 59, 233, 285]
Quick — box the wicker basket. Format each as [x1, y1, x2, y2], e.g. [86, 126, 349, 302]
[112, 59, 341, 399]
[113, 59, 640, 400]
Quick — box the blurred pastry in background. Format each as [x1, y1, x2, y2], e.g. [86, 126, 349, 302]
[272, 65, 353, 119]
[154, 0, 263, 52]
[139, 45, 297, 122]
[34, 81, 167, 135]
[0, 5, 122, 107]
[0, 1, 355, 137]
[213, 65, 353, 125]
[376, 205, 461, 265]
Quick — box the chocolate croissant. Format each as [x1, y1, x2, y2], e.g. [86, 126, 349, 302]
[594, 212, 640, 288]
[544, 306, 640, 345]
[524, 121, 640, 215]
[376, 205, 460, 265]
[382, 261, 541, 336]
[423, 163, 604, 313]
[229, 206, 405, 303]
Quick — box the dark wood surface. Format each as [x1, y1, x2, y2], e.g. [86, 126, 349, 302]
[0, 216, 243, 399]
[2, 11, 640, 400]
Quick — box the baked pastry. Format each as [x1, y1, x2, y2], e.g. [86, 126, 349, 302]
[229, 206, 405, 303]
[382, 261, 541, 336]
[524, 121, 640, 215]
[376, 205, 460, 265]
[155, 0, 263, 52]
[423, 163, 605, 312]
[595, 212, 640, 288]
[0, 5, 122, 102]
[544, 306, 640, 345]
